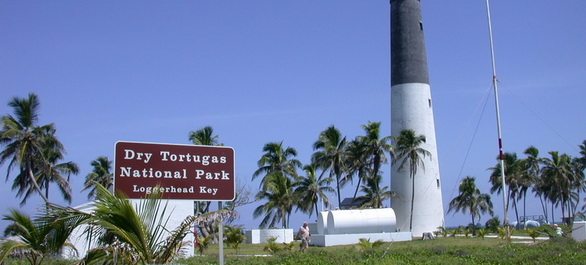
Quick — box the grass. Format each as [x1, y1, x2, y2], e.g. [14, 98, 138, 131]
[178, 236, 586, 265]
[3, 236, 586, 264]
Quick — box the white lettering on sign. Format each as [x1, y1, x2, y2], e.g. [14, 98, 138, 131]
[195, 169, 231, 180]
[199, 186, 218, 195]
[132, 185, 195, 194]
[159, 151, 227, 165]
[119, 167, 187, 179]
[124, 149, 152, 164]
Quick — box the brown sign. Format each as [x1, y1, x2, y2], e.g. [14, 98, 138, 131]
[114, 141, 235, 200]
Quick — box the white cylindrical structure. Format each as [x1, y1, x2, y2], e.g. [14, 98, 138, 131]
[390, 0, 445, 237]
[391, 83, 444, 236]
[317, 211, 328, 235]
[326, 208, 396, 235]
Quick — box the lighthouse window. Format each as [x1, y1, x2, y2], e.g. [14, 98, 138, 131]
[419, 21, 424, 31]
[436, 179, 440, 188]
[428, 99, 432, 108]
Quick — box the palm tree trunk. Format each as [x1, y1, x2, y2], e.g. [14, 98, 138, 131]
[352, 173, 363, 202]
[512, 199, 519, 227]
[570, 192, 580, 224]
[27, 166, 49, 205]
[45, 178, 50, 209]
[282, 209, 287, 228]
[561, 202, 566, 223]
[523, 193, 527, 227]
[409, 174, 415, 231]
[567, 199, 575, 225]
[539, 196, 548, 224]
[551, 202, 555, 224]
[314, 202, 319, 220]
[336, 175, 342, 208]
[471, 213, 476, 236]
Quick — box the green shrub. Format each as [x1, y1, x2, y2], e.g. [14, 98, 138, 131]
[476, 228, 486, 239]
[485, 217, 500, 233]
[196, 235, 212, 255]
[355, 238, 385, 258]
[527, 228, 540, 242]
[263, 237, 281, 253]
[435, 226, 448, 238]
[497, 226, 507, 239]
[225, 226, 246, 254]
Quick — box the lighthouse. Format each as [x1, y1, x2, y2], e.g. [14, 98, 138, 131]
[390, 0, 445, 236]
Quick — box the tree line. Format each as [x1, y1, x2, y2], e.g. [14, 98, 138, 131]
[250, 124, 429, 229]
[0, 94, 427, 231]
[2, 93, 585, 262]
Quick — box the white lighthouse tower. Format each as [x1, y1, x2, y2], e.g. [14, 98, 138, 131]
[390, 0, 445, 237]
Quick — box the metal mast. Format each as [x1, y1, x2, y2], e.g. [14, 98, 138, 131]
[485, 0, 509, 232]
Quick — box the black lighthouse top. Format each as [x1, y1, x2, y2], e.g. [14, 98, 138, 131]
[391, 0, 430, 86]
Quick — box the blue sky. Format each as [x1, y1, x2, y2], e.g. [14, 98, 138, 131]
[1, 0, 585, 232]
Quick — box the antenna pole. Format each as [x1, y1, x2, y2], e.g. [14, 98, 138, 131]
[485, 0, 509, 237]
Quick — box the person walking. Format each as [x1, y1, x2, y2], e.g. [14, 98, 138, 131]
[297, 222, 311, 252]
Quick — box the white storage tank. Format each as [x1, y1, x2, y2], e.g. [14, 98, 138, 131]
[317, 211, 328, 235]
[327, 208, 396, 234]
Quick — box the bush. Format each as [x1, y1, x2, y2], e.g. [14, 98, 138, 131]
[476, 229, 487, 239]
[485, 217, 500, 233]
[435, 226, 447, 238]
[196, 235, 212, 255]
[527, 228, 540, 242]
[263, 237, 281, 253]
[225, 226, 246, 254]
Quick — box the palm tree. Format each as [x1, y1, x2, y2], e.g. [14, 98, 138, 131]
[189, 126, 221, 214]
[46, 184, 200, 264]
[348, 122, 393, 208]
[578, 140, 586, 169]
[0, 209, 76, 265]
[0, 93, 58, 205]
[37, 133, 79, 204]
[6, 124, 77, 205]
[489, 152, 524, 225]
[253, 142, 301, 188]
[293, 164, 334, 218]
[224, 226, 246, 254]
[83, 156, 113, 199]
[522, 146, 545, 222]
[358, 122, 394, 181]
[253, 173, 296, 228]
[542, 151, 575, 224]
[189, 126, 221, 146]
[570, 157, 585, 220]
[448, 176, 493, 235]
[312, 126, 347, 208]
[533, 172, 550, 224]
[523, 146, 551, 223]
[392, 129, 430, 231]
[512, 147, 537, 227]
[355, 174, 394, 209]
[345, 139, 370, 202]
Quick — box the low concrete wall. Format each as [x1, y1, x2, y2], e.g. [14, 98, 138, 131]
[245, 229, 294, 244]
[573, 221, 586, 241]
[311, 232, 412, 247]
